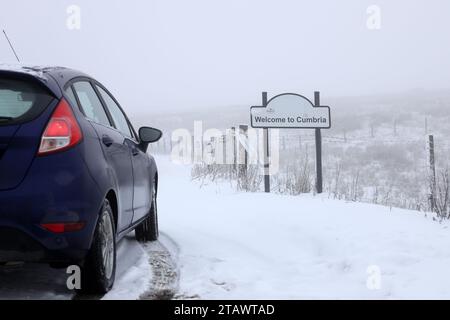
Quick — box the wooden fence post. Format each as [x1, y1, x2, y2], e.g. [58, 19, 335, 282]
[428, 135, 437, 212]
[231, 127, 237, 177]
[238, 125, 248, 190]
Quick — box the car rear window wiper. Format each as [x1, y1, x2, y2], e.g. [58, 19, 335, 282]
[0, 116, 13, 122]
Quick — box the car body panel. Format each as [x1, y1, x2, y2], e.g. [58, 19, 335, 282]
[89, 122, 135, 231]
[0, 99, 57, 190]
[130, 139, 153, 222]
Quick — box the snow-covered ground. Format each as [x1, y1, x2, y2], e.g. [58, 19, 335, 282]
[157, 155, 450, 299]
[2, 155, 450, 300]
[102, 235, 152, 300]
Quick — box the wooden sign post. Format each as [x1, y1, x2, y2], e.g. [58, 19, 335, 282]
[314, 91, 323, 194]
[262, 92, 270, 193]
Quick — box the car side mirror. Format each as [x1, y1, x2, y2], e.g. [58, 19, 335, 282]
[139, 127, 163, 152]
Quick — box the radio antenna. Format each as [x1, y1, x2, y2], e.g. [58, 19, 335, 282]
[2, 29, 20, 63]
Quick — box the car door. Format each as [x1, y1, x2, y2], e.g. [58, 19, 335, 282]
[95, 84, 152, 223]
[71, 80, 134, 231]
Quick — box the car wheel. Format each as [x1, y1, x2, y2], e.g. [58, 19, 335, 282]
[135, 178, 159, 242]
[80, 199, 116, 294]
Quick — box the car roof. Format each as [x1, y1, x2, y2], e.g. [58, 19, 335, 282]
[0, 64, 91, 97]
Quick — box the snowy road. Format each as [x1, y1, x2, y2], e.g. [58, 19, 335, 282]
[0, 233, 177, 300]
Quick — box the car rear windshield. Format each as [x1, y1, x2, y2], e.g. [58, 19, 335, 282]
[0, 77, 54, 125]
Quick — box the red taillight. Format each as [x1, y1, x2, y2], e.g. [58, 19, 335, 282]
[41, 222, 86, 234]
[38, 99, 82, 156]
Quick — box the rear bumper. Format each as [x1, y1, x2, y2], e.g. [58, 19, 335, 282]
[0, 227, 86, 263]
[0, 146, 103, 263]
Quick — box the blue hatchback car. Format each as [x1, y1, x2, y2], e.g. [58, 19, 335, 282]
[0, 65, 162, 293]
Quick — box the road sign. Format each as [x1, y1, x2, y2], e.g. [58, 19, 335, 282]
[250, 92, 331, 195]
[250, 93, 331, 129]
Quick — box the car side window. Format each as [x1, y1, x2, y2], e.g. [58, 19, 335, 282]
[72, 81, 111, 127]
[96, 85, 133, 138]
[64, 87, 78, 108]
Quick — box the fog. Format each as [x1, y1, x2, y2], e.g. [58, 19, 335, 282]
[1, 0, 449, 113]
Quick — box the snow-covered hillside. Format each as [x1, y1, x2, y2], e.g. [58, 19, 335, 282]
[157, 155, 450, 299]
[145, 91, 450, 213]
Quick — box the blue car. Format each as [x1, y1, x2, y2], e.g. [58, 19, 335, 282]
[0, 65, 162, 293]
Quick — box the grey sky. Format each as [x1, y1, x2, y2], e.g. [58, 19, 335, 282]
[0, 0, 449, 113]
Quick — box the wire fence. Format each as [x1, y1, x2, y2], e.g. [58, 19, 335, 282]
[150, 128, 449, 215]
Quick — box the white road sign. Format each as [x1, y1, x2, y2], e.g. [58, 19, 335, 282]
[250, 93, 331, 129]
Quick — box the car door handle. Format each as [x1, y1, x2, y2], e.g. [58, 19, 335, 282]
[102, 135, 114, 147]
[131, 147, 140, 156]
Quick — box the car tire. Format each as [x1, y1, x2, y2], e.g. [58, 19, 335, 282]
[135, 178, 159, 242]
[80, 199, 116, 294]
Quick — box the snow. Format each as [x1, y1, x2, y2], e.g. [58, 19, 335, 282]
[0, 64, 53, 82]
[157, 155, 450, 299]
[102, 235, 152, 300]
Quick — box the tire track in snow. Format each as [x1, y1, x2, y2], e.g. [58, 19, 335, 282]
[139, 232, 180, 300]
